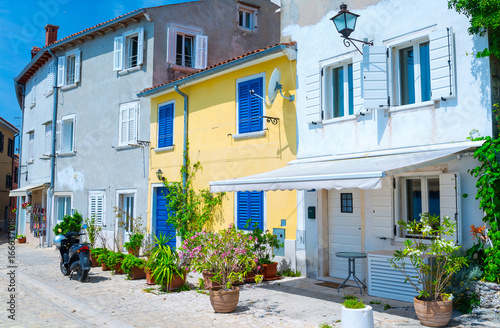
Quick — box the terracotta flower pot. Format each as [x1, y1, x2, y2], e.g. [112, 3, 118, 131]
[413, 297, 453, 327]
[146, 269, 156, 285]
[127, 246, 140, 256]
[101, 262, 110, 271]
[17, 237, 26, 244]
[262, 262, 278, 280]
[129, 266, 146, 280]
[163, 272, 186, 291]
[245, 272, 256, 283]
[114, 262, 125, 274]
[90, 255, 99, 267]
[209, 286, 240, 313]
[202, 270, 221, 289]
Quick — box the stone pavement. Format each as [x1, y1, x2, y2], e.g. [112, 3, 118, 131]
[1, 238, 499, 328]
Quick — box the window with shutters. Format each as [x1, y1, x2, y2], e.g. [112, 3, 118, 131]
[236, 191, 264, 231]
[6, 174, 12, 189]
[30, 76, 37, 108]
[322, 60, 354, 120]
[7, 138, 14, 157]
[166, 25, 207, 70]
[57, 49, 81, 89]
[114, 27, 144, 73]
[235, 74, 265, 137]
[27, 131, 34, 163]
[157, 101, 174, 150]
[55, 195, 72, 222]
[118, 101, 139, 147]
[237, 2, 258, 31]
[43, 122, 52, 155]
[58, 115, 76, 154]
[0, 132, 3, 153]
[45, 61, 55, 97]
[89, 191, 105, 226]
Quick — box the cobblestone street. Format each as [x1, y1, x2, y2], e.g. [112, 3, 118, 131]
[1, 239, 499, 328]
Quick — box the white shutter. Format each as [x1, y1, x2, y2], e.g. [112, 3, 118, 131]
[55, 120, 61, 153]
[46, 62, 54, 95]
[74, 50, 81, 83]
[114, 36, 124, 71]
[439, 173, 461, 244]
[128, 105, 136, 143]
[352, 54, 363, 114]
[137, 28, 144, 66]
[57, 56, 66, 87]
[372, 178, 394, 238]
[119, 105, 129, 145]
[166, 28, 176, 64]
[305, 71, 321, 123]
[30, 77, 37, 106]
[362, 45, 388, 109]
[45, 123, 52, 154]
[89, 193, 105, 226]
[195, 35, 208, 69]
[430, 27, 456, 100]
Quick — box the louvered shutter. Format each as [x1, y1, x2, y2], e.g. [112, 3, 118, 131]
[30, 77, 37, 106]
[137, 28, 144, 66]
[352, 54, 364, 114]
[363, 45, 388, 109]
[45, 123, 52, 154]
[305, 72, 321, 122]
[89, 193, 105, 226]
[129, 104, 138, 144]
[55, 120, 61, 153]
[237, 191, 263, 230]
[57, 56, 65, 87]
[439, 173, 461, 244]
[158, 103, 173, 148]
[166, 28, 176, 64]
[237, 191, 249, 229]
[238, 81, 251, 133]
[46, 62, 54, 95]
[430, 27, 456, 100]
[120, 105, 129, 145]
[248, 77, 263, 132]
[74, 50, 81, 83]
[249, 191, 264, 230]
[114, 36, 124, 71]
[194, 35, 208, 69]
[0, 132, 4, 153]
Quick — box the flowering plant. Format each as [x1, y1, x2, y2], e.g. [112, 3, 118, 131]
[21, 202, 31, 209]
[390, 213, 467, 301]
[180, 225, 260, 290]
[467, 224, 491, 265]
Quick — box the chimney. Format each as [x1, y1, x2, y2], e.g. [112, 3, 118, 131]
[31, 46, 41, 59]
[44, 24, 59, 47]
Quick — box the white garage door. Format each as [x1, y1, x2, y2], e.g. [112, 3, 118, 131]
[328, 189, 365, 281]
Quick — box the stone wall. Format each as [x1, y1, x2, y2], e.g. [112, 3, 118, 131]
[472, 281, 500, 313]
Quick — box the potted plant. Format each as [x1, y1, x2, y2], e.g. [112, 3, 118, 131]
[106, 251, 126, 274]
[121, 254, 147, 280]
[53, 211, 83, 236]
[91, 248, 108, 267]
[16, 235, 26, 244]
[95, 249, 111, 271]
[390, 213, 467, 327]
[84, 216, 102, 265]
[115, 208, 145, 256]
[250, 227, 283, 280]
[124, 233, 144, 256]
[147, 234, 186, 290]
[180, 225, 261, 313]
[340, 297, 374, 328]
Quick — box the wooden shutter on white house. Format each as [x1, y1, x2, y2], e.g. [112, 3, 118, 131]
[439, 173, 461, 244]
[352, 54, 364, 114]
[74, 50, 81, 83]
[89, 193, 105, 226]
[30, 76, 37, 106]
[137, 28, 144, 66]
[46, 61, 54, 95]
[195, 35, 208, 69]
[114, 36, 124, 71]
[372, 177, 394, 238]
[57, 56, 65, 87]
[362, 45, 388, 109]
[166, 28, 176, 64]
[430, 27, 456, 100]
[305, 71, 321, 123]
[55, 120, 61, 153]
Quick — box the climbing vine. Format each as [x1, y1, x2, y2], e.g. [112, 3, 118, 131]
[163, 140, 225, 240]
[448, 0, 500, 58]
[468, 104, 500, 282]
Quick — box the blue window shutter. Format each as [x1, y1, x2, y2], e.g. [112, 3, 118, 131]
[238, 77, 263, 133]
[237, 191, 263, 230]
[249, 191, 264, 230]
[237, 191, 249, 229]
[158, 103, 173, 148]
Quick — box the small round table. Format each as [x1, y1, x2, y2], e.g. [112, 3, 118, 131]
[336, 252, 367, 295]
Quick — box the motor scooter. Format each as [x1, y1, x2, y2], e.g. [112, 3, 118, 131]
[53, 230, 91, 282]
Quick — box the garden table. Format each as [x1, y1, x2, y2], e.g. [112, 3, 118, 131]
[336, 252, 367, 295]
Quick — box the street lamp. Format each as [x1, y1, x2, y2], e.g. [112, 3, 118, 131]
[156, 169, 165, 181]
[330, 4, 373, 54]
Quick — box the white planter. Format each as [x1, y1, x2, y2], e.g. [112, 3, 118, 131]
[341, 305, 374, 328]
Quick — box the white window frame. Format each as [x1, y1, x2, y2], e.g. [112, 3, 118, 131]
[114, 27, 144, 74]
[30, 76, 37, 108]
[118, 101, 139, 147]
[233, 72, 266, 139]
[320, 55, 356, 122]
[43, 121, 52, 155]
[166, 24, 207, 69]
[89, 191, 106, 227]
[27, 130, 35, 163]
[237, 2, 258, 31]
[57, 48, 81, 89]
[58, 114, 76, 155]
[115, 189, 137, 234]
[54, 193, 72, 223]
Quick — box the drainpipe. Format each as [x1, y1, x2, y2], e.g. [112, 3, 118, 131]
[47, 48, 58, 247]
[14, 82, 25, 237]
[174, 85, 188, 190]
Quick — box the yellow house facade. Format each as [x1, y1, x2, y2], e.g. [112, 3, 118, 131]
[139, 44, 298, 268]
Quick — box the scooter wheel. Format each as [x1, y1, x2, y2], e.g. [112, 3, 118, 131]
[60, 260, 70, 276]
[76, 269, 89, 282]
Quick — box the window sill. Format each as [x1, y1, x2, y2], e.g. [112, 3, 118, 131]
[29, 103, 36, 109]
[154, 146, 174, 153]
[27, 159, 34, 164]
[321, 115, 357, 125]
[171, 64, 199, 74]
[61, 83, 78, 91]
[58, 151, 76, 157]
[118, 65, 142, 76]
[45, 90, 54, 98]
[238, 26, 257, 33]
[389, 100, 435, 114]
[115, 144, 140, 150]
[232, 130, 266, 140]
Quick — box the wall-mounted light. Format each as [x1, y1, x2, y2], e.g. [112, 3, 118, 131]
[330, 4, 373, 54]
[156, 169, 165, 181]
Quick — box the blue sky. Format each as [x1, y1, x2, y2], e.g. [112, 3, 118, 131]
[0, 0, 196, 132]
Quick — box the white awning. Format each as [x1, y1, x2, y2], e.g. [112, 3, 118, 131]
[9, 183, 49, 197]
[210, 145, 475, 192]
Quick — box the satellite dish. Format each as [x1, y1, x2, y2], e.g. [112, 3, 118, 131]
[267, 67, 295, 104]
[268, 68, 281, 104]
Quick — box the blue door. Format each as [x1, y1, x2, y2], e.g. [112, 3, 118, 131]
[155, 187, 176, 248]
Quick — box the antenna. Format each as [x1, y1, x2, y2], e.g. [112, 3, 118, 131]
[267, 68, 295, 104]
